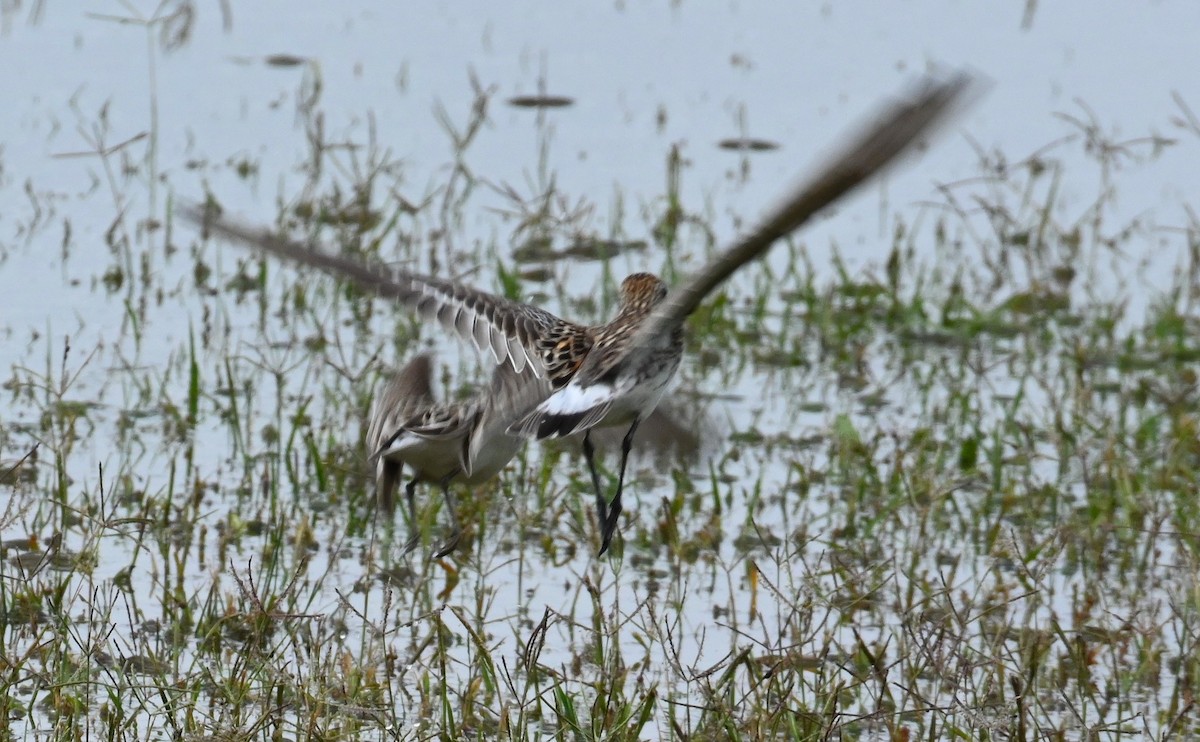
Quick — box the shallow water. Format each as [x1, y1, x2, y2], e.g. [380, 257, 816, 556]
[2, 2, 1199, 739]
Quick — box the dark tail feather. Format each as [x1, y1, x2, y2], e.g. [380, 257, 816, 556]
[510, 399, 613, 440]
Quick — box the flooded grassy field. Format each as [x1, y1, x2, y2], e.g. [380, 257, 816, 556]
[4, 5, 1200, 741]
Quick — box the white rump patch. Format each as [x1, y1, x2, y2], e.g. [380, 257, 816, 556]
[540, 381, 615, 417]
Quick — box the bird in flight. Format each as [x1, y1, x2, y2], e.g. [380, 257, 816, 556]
[182, 71, 978, 555]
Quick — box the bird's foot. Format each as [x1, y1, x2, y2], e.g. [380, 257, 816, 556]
[433, 526, 462, 559]
[597, 501, 623, 556]
[402, 530, 421, 556]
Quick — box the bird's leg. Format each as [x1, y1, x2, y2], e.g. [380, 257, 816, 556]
[600, 419, 640, 556]
[582, 431, 608, 543]
[433, 472, 462, 559]
[402, 478, 421, 555]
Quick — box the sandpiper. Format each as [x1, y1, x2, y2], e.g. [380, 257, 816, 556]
[183, 72, 978, 555]
[505, 272, 681, 554]
[367, 352, 549, 557]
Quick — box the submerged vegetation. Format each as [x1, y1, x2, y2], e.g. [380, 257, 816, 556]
[3, 14, 1200, 742]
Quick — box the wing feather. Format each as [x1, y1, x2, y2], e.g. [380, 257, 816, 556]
[178, 203, 577, 377]
[628, 72, 980, 353]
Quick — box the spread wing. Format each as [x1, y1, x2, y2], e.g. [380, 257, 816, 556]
[180, 203, 577, 379]
[630, 71, 981, 352]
